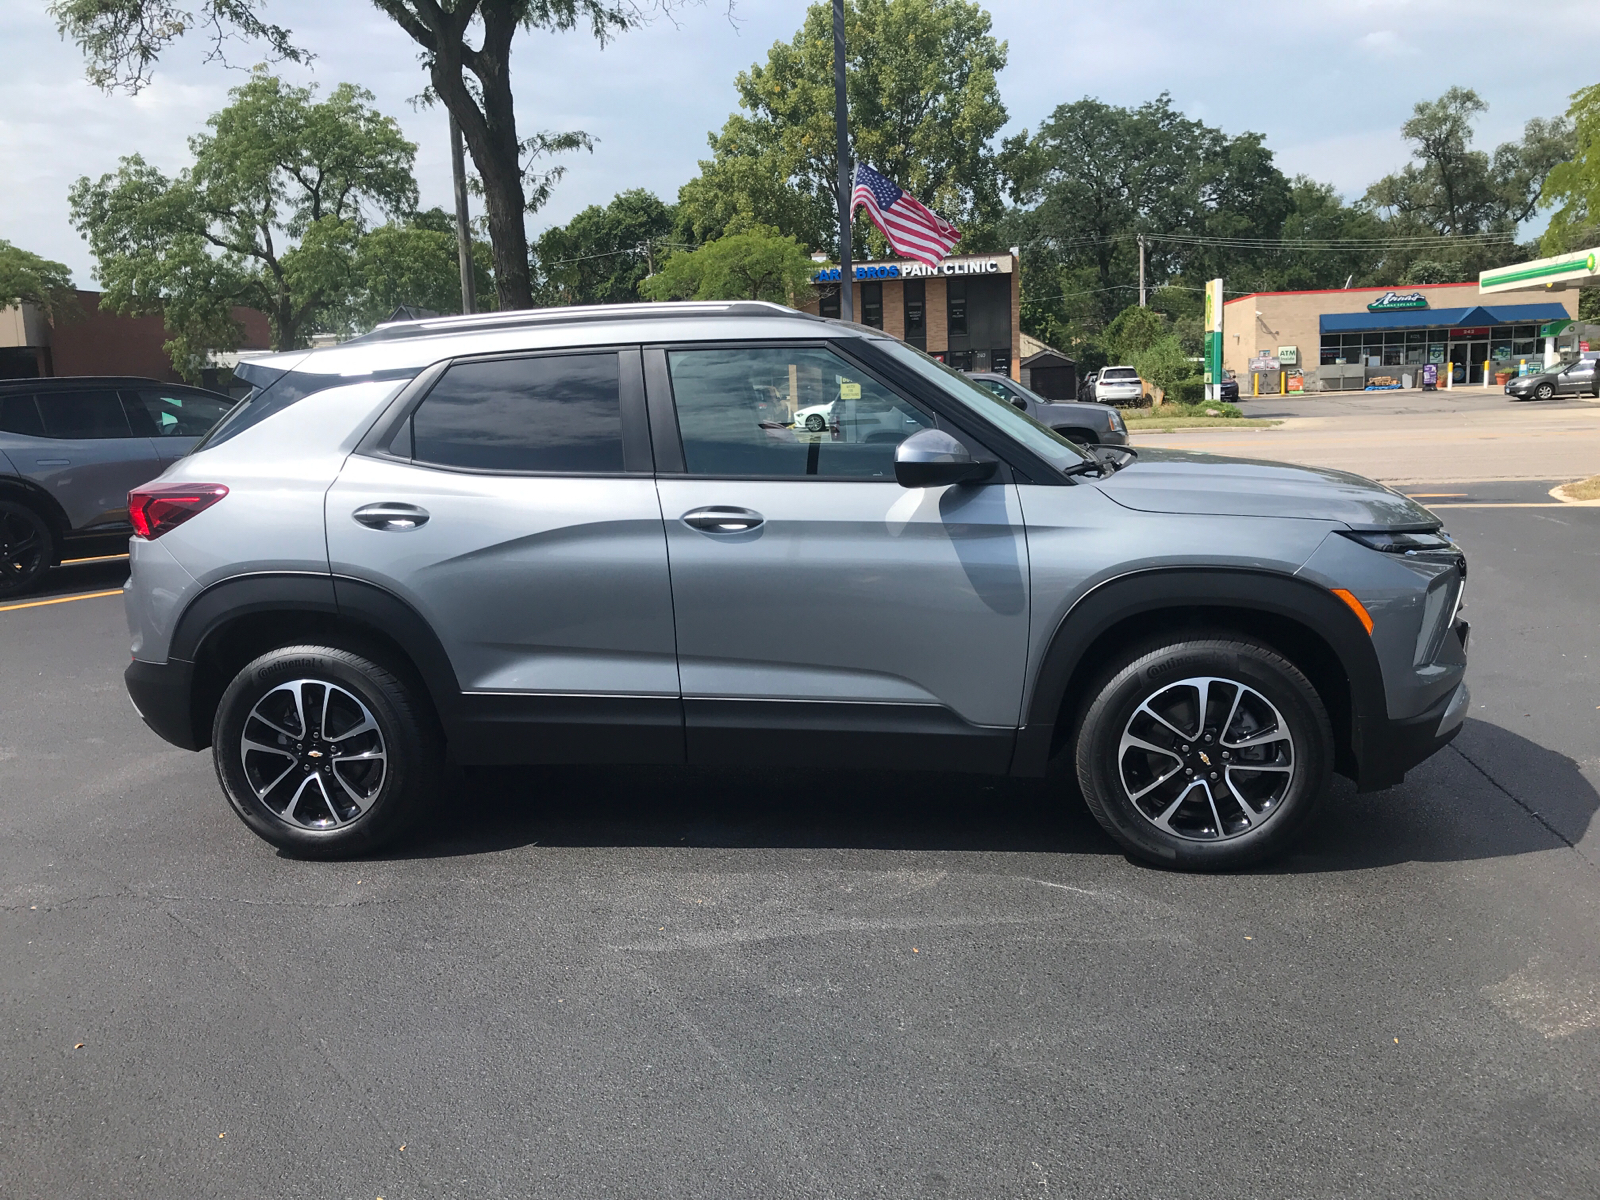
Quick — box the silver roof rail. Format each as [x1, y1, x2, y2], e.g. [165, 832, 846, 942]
[352, 300, 818, 343]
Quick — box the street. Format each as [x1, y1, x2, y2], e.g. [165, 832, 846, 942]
[4, 400, 1600, 1196]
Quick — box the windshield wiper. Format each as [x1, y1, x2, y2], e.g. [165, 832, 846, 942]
[1063, 444, 1138, 478]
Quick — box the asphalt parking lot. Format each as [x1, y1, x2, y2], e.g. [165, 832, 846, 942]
[4, 479, 1599, 1198]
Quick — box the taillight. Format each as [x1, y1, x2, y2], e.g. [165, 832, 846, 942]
[128, 483, 229, 539]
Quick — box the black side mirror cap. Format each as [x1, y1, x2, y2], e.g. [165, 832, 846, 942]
[894, 428, 997, 488]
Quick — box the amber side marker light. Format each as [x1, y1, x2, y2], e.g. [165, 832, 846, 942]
[1330, 587, 1374, 635]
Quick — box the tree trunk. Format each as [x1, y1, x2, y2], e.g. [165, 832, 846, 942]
[429, 2, 534, 311]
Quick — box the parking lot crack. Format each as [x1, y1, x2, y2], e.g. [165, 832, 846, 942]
[1449, 743, 1596, 869]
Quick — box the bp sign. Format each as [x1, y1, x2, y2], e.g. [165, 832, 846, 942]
[1366, 291, 1428, 312]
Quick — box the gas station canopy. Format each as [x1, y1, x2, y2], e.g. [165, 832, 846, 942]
[1479, 247, 1600, 294]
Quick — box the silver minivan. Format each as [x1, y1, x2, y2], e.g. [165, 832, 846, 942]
[122, 302, 1469, 869]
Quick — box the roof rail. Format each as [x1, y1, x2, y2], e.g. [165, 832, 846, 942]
[349, 300, 817, 343]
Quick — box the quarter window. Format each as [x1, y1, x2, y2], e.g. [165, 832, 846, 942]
[665, 346, 934, 479]
[409, 353, 624, 473]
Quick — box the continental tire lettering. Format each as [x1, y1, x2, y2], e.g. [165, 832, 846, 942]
[1147, 656, 1211, 681]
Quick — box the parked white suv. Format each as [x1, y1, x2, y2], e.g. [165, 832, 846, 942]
[1094, 366, 1143, 406]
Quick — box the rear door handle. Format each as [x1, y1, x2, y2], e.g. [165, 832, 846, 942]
[352, 502, 430, 531]
[682, 506, 763, 533]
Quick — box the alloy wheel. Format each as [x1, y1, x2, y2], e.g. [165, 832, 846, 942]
[239, 679, 388, 829]
[1117, 675, 1295, 842]
[0, 509, 47, 588]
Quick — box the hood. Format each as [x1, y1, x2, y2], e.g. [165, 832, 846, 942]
[1092, 447, 1437, 528]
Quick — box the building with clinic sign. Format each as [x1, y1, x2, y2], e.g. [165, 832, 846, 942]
[800, 251, 1022, 380]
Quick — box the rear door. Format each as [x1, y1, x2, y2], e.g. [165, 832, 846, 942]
[30, 388, 162, 531]
[649, 342, 1031, 771]
[123, 386, 238, 464]
[325, 347, 682, 764]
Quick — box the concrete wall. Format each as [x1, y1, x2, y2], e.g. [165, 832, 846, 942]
[1221, 281, 1582, 380]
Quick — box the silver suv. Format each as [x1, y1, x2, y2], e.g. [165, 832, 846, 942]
[122, 302, 1469, 869]
[0, 376, 235, 594]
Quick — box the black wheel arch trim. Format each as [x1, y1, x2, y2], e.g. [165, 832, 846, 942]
[1011, 567, 1388, 783]
[0, 475, 72, 545]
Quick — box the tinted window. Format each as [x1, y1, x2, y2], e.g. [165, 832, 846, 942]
[130, 388, 235, 438]
[410, 353, 624, 473]
[666, 346, 934, 479]
[37, 389, 133, 439]
[1101, 368, 1138, 381]
[0, 394, 44, 438]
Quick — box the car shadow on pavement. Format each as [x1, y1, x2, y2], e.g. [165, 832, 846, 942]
[371, 719, 1596, 870]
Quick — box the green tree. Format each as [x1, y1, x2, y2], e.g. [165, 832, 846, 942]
[0, 241, 78, 323]
[638, 228, 816, 304]
[534, 189, 679, 305]
[69, 74, 417, 376]
[50, 0, 705, 312]
[1541, 82, 1600, 254]
[1102, 304, 1165, 365]
[677, 0, 1008, 254]
[352, 208, 495, 330]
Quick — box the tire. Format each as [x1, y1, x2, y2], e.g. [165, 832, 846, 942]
[0, 501, 55, 598]
[805, 414, 826, 432]
[1073, 635, 1333, 870]
[212, 645, 442, 857]
[1535, 383, 1553, 401]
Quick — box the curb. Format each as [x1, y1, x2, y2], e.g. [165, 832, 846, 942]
[1548, 480, 1600, 506]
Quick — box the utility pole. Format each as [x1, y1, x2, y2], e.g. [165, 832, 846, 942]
[449, 112, 477, 315]
[1138, 233, 1147, 308]
[832, 0, 853, 322]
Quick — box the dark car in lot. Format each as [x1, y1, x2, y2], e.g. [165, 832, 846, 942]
[967, 372, 1129, 445]
[0, 376, 236, 596]
[1504, 354, 1598, 401]
[1219, 371, 1240, 402]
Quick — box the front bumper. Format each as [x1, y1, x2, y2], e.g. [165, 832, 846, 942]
[1100, 428, 1130, 446]
[125, 657, 207, 751]
[1355, 617, 1469, 792]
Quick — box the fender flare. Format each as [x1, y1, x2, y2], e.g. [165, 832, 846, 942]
[1012, 567, 1386, 780]
[0, 472, 73, 543]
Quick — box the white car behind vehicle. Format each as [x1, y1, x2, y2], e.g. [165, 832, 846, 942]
[1093, 366, 1143, 405]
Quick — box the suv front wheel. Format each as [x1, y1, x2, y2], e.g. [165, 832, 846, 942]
[213, 645, 441, 857]
[1074, 635, 1333, 870]
[0, 501, 54, 598]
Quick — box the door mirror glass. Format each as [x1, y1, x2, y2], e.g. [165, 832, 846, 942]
[893, 428, 996, 489]
[1010, 396, 1028, 410]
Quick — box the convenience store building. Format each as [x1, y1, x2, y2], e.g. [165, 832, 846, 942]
[799, 251, 1022, 379]
[1222, 280, 1579, 388]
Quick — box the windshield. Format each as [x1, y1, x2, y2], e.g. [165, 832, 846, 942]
[875, 341, 1093, 470]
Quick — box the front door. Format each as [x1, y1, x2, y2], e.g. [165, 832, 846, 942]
[27, 388, 163, 531]
[326, 348, 682, 764]
[649, 343, 1031, 772]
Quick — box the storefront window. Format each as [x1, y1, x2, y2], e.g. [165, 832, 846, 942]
[948, 283, 968, 336]
[904, 279, 926, 343]
[819, 286, 840, 319]
[860, 282, 883, 330]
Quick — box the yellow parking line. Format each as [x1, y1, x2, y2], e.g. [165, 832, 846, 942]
[59, 553, 130, 565]
[0, 588, 123, 613]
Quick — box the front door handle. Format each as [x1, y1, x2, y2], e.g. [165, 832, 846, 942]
[352, 502, 430, 531]
[682, 506, 763, 533]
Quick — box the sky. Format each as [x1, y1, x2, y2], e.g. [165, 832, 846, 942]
[3, 0, 1597, 287]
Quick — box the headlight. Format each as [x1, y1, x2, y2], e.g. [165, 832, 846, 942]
[1108, 412, 1125, 431]
[1336, 529, 1456, 555]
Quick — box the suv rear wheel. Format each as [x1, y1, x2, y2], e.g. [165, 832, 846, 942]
[0, 501, 54, 598]
[1073, 635, 1333, 870]
[212, 645, 441, 857]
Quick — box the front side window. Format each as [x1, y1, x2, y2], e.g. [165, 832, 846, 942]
[666, 346, 934, 479]
[129, 388, 235, 437]
[409, 353, 624, 473]
[37, 389, 133, 439]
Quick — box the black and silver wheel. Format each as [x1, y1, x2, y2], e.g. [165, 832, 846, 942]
[0, 501, 54, 598]
[1534, 382, 1553, 400]
[1074, 636, 1333, 869]
[805, 413, 827, 432]
[213, 645, 441, 857]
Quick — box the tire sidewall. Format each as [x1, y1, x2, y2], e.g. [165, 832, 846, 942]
[0, 501, 54, 597]
[1076, 638, 1332, 870]
[213, 646, 432, 857]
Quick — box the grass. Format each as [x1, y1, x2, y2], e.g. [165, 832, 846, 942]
[1556, 474, 1600, 501]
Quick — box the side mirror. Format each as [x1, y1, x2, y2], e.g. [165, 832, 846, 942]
[894, 428, 997, 488]
[1010, 396, 1028, 410]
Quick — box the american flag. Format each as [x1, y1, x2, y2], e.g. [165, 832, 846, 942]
[850, 164, 961, 267]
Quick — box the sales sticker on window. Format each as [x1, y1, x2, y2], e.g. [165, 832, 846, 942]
[839, 381, 861, 399]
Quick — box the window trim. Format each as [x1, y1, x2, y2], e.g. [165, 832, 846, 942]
[354, 345, 652, 477]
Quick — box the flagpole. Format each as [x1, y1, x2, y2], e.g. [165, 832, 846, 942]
[832, 0, 853, 322]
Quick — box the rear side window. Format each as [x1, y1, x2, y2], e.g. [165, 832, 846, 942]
[37, 389, 133, 439]
[409, 353, 624, 473]
[0, 394, 44, 437]
[128, 388, 236, 438]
